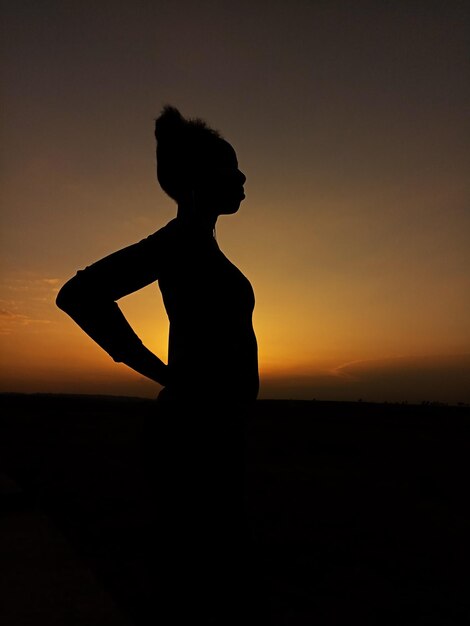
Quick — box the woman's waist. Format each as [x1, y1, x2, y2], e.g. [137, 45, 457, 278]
[159, 372, 259, 407]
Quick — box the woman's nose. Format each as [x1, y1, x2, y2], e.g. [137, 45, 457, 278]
[239, 170, 246, 185]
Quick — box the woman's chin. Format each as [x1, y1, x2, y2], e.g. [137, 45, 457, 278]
[220, 199, 243, 215]
[221, 207, 240, 216]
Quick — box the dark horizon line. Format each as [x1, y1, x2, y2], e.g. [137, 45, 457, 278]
[1, 390, 469, 408]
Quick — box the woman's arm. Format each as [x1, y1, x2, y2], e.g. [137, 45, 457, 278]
[56, 230, 169, 386]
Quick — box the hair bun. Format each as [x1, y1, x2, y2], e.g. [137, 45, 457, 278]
[154, 105, 186, 142]
[154, 105, 226, 201]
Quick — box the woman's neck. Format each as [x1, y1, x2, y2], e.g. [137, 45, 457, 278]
[176, 203, 218, 234]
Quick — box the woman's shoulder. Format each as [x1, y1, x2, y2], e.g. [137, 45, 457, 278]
[141, 218, 180, 247]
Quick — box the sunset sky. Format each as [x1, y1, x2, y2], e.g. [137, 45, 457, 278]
[1, 1, 469, 403]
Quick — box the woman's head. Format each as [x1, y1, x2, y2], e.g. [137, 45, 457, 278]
[154, 106, 246, 216]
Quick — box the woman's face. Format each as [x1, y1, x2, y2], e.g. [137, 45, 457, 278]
[195, 141, 247, 216]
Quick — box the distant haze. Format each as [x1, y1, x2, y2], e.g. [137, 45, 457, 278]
[1, 2, 469, 403]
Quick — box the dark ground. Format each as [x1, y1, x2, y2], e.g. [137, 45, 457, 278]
[1, 393, 469, 625]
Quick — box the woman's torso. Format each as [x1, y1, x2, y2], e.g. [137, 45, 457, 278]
[157, 219, 259, 405]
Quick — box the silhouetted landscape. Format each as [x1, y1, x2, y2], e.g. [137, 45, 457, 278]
[1, 393, 469, 625]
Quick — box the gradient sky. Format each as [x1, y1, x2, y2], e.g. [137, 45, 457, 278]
[1, 0, 469, 403]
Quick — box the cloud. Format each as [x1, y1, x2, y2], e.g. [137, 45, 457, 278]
[261, 354, 470, 404]
[0, 275, 63, 310]
[0, 275, 62, 289]
[0, 275, 62, 336]
[333, 354, 470, 404]
[329, 359, 368, 381]
[0, 308, 29, 321]
[41, 278, 61, 286]
[0, 306, 52, 334]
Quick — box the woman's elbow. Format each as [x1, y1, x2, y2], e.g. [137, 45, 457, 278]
[56, 275, 82, 313]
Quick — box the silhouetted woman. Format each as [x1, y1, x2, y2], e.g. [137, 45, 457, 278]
[56, 106, 259, 619]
